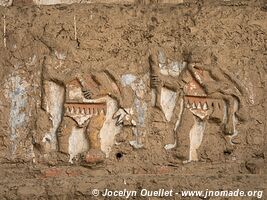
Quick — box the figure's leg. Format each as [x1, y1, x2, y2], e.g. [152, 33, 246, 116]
[223, 96, 236, 135]
[187, 115, 206, 163]
[208, 92, 236, 135]
[164, 97, 184, 150]
[235, 99, 248, 121]
[84, 111, 106, 164]
[87, 111, 106, 149]
[58, 117, 76, 154]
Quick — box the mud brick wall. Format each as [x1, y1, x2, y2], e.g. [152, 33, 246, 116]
[0, 1, 266, 177]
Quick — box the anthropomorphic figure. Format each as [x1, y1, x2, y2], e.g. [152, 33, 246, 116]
[57, 71, 132, 164]
[149, 47, 248, 162]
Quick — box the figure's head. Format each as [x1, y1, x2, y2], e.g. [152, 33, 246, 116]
[150, 47, 187, 77]
[187, 47, 217, 66]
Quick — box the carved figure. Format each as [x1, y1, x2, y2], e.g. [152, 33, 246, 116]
[149, 47, 248, 162]
[57, 71, 131, 164]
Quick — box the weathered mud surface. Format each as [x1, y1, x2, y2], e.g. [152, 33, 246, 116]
[0, 1, 266, 199]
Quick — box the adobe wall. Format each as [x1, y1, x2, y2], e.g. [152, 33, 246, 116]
[0, 1, 266, 198]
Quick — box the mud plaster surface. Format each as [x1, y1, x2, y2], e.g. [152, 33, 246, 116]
[0, 1, 266, 199]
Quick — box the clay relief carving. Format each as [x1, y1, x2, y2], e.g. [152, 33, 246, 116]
[149, 47, 248, 163]
[42, 70, 137, 164]
[58, 76, 109, 164]
[40, 47, 248, 165]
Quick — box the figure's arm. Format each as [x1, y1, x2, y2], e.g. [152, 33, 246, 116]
[89, 71, 136, 126]
[78, 71, 122, 101]
[187, 63, 204, 86]
[161, 74, 183, 90]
